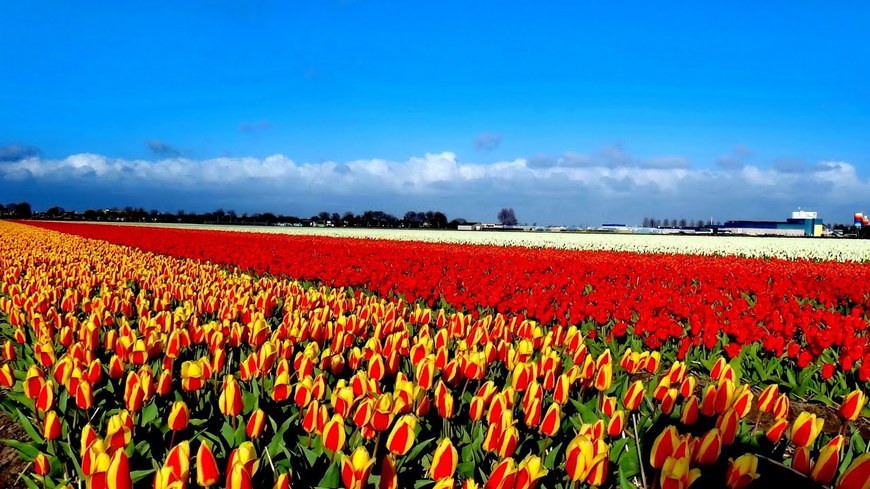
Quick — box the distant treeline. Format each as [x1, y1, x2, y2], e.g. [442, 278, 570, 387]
[0, 201, 467, 229]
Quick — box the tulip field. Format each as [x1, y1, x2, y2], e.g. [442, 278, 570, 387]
[1, 221, 870, 489]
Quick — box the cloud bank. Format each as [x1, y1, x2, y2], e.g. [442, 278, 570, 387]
[2, 151, 867, 225]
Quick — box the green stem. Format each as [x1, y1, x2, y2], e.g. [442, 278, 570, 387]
[265, 445, 277, 475]
[632, 413, 648, 489]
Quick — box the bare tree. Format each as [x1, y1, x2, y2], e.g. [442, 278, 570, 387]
[497, 208, 518, 226]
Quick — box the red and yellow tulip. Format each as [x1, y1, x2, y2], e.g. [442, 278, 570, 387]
[725, 454, 759, 489]
[839, 389, 867, 422]
[341, 446, 375, 489]
[790, 411, 824, 447]
[386, 414, 417, 456]
[196, 441, 220, 487]
[430, 438, 458, 481]
[168, 400, 189, 432]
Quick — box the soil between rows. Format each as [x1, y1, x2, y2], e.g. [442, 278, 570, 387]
[0, 412, 29, 489]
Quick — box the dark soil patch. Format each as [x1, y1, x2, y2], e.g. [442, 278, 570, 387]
[0, 411, 29, 489]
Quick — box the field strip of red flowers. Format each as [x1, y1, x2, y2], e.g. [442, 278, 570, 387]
[1, 220, 869, 489]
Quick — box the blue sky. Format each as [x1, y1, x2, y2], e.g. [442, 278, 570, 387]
[2, 1, 870, 224]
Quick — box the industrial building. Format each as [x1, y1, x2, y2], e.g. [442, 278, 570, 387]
[720, 210, 823, 237]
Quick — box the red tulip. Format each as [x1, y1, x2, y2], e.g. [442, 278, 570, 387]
[710, 357, 728, 380]
[790, 411, 824, 447]
[1, 341, 14, 361]
[514, 454, 548, 489]
[564, 433, 591, 481]
[715, 408, 740, 446]
[379, 454, 398, 489]
[553, 374, 571, 404]
[539, 402, 561, 436]
[700, 384, 718, 417]
[650, 425, 679, 469]
[644, 351, 661, 373]
[594, 394, 613, 417]
[386, 414, 417, 456]
[226, 462, 253, 489]
[246, 408, 266, 439]
[667, 361, 688, 385]
[593, 363, 612, 392]
[485, 458, 517, 489]
[43, 410, 62, 440]
[341, 446, 375, 489]
[608, 410, 625, 437]
[469, 395, 486, 421]
[227, 442, 259, 478]
[725, 454, 759, 489]
[156, 370, 172, 397]
[165, 440, 191, 482]
[219, 375, 244, 417]
[0, 364, 13, 388]
[75, 382, 94, 410]
[271, 371, 292, 402]
[34, 452, 50, 476]
[168, 400, 190, 431]
[180, 360, 206, 391]
[756, 384, 778, 413]
[24, 365, 44, 399]
[196, 441, 220, 487]
[811, 435, 844, 485]
[836, 452, 870, 489]
[108, 355, 125, 380]
[692, 429, 722, 465]
[660, 456, 700, 489]
[731, 385, 753, 418]
[497, 425, 520, 458]
[35, 380, 55, 412]
[430, 438, 458, 481]
[273, 473, 291, 489]
[772, 393, 790, 420]
[623, 380, 644, 411]
[331, 385, 356, 418]
[123, 374, 145, 412]
[792, 446, 812, 475]
[660, 388, 679, 416]
[322, 414, 346, 453]
[107, 448, 132, 489]
[765, 418, 789, 444]
[714, 379, 735, 415]
[585, 447, 609, 486]
[524, 398, 542, 428]
[435, 389, 455, 420]
[679, 376, 696, 398]
[839, 389, 867, 422]
[105, 411, 132, 449]
[680, 395, 700, 426]
[80, 424, 99, 457]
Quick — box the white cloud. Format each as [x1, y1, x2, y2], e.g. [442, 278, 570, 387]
[2, 152, 868, 225]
